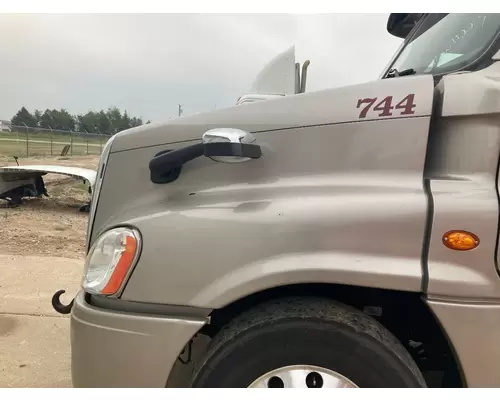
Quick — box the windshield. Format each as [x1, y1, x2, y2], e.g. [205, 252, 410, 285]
[386, 13, 500, 77]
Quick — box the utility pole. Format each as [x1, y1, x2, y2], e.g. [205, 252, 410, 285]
[178, 104, 183, 117]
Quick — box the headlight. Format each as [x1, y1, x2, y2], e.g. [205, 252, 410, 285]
[82, 227, 141, 296]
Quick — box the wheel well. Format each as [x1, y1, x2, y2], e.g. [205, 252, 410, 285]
[199, 283, 464, 388]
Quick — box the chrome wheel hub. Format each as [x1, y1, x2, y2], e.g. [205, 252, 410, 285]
[248, 365, 358, 388]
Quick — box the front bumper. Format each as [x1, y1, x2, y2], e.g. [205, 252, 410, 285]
[70, 291, 206, 387]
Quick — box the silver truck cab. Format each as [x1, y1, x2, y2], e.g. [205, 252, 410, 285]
[55, 13, 500, 388]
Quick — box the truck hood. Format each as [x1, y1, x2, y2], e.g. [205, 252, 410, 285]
[110, 73, 434, 153]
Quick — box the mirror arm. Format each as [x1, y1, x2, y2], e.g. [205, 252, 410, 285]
[149, 143, 204, 173]
[149, 129, 262, 184]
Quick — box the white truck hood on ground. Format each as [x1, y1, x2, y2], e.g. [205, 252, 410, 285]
[0, 165, 97, 207]
[0, 165, 96, 188]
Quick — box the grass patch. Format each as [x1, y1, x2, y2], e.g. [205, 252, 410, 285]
[0, 137, 104, 157]
[0, 130, 106, 145]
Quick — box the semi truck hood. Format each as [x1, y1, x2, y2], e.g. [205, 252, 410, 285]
[110, 73, 434, 154]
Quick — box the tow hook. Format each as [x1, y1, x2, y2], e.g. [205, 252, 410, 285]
[51, 289, 74, 315]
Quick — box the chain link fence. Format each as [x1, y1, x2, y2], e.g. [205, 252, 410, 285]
[0, 125, 110, 158]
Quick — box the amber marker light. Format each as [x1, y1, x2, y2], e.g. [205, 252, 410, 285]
[442, 230, 480, 251]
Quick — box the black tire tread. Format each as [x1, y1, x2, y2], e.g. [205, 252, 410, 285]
[192, 296, 426, 387]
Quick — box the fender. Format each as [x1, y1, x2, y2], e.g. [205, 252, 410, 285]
[120, 172, 429, 309]
[191, 252, 422, 308]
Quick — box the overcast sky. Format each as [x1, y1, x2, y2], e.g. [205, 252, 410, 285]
[0, 13, 402, 124]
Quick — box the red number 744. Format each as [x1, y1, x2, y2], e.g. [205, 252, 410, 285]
[356, 94, 416, 119]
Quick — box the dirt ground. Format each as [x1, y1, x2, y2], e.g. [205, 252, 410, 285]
[0, 155, 99, 259]
[0, 155, 99, 387]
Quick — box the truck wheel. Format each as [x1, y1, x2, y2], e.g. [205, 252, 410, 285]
[191, 297, 426, 388]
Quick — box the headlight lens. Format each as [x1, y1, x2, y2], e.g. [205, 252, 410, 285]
[82, 227, 140, 296]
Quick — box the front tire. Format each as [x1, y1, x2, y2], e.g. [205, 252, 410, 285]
[191, 297, 427, 388]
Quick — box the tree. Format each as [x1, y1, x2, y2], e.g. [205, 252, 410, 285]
[11, 106, 147, 134]
[130, 117, 143, 127]
[39, 109, 54, 129]
[96, 110, 111, 135]
[76, 111, 99, 133]
[119, 110, 131, 132]
[53, 109, 76, 131]
[106, 107, 122, 134]
[39, 109, 76, 131]
[34, 110, 42, 127]
[11, 107, 38, 128]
